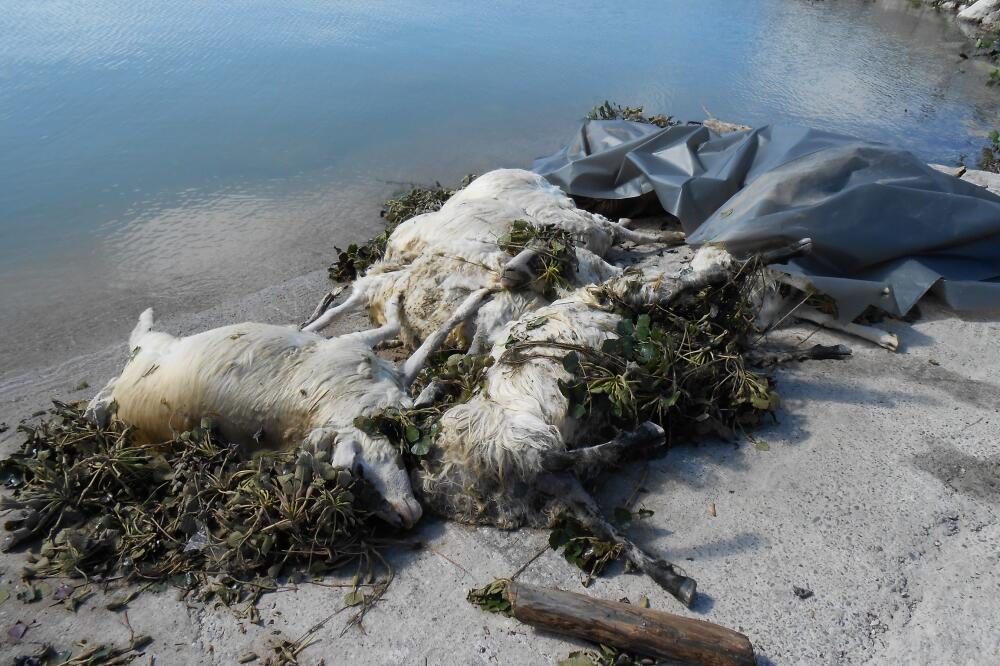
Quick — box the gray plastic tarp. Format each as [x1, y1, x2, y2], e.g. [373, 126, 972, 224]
[533, 121, 1000, 320]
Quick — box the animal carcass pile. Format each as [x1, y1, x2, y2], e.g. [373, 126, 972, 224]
[1, 168, 856, 618]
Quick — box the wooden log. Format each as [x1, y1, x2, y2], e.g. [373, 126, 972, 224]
[506, 581, 755, 666]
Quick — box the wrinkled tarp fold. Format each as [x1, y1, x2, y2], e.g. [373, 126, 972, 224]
[533, 121, 1000, 320]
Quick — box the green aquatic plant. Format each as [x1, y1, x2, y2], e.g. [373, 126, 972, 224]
[502, 261, 777, 447]
[328, 175, 477, 282]
[587, 101, 677, 128]
[0, 402, 387, 616]
[355, 352, 495, 465]
[466, 578, 513, 617]
[497, 219, 578, 297]
[979, 129, 1000, 173]
[548, 516, 626, 586]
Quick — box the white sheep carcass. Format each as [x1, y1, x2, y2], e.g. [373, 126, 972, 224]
[693, 245, 900, 351]
[303, 169, 685, 353]
[413, 240, 849, 607]
[85, 288, 495, 529]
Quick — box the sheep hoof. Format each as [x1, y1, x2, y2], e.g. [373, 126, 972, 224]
[645, 559, 698, 608]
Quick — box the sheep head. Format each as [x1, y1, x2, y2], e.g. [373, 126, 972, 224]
[327, 427, 423, 529]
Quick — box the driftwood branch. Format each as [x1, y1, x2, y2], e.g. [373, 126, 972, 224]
[506, 581, 755, 666]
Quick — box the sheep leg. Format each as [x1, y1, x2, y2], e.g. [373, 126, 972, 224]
[400, 287, 495, 389]
[756, 237, 813, 266]
[301, 284, 369, 333]
[745, 344, 852, 368]
[540, 473, 697, 608]
[302, 271, 402, 333]
[793, 306, 899, 351]
[300, 286, 347, 329]
[612, 224, 686, 247]
[620, 237, 815, 310]
[541, 422, 665, 474]
[345, 294, 403, 347]
[413, 380, 447, 408]
[84, 377, 118, 427]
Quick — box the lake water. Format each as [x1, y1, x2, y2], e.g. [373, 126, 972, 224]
[2, 0, 998, 374]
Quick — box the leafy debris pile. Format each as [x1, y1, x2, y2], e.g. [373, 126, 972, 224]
[547, 507, 655, 586]
[503, 261, 777, 447]
[354, 352, 495, 466]
[548, 516, 625, 586]
[0, 402, 386, 615]
[466, 578, 512, 617]
[12, 635, 154, 666]
[587, 101, 677, 129]
[497, 219, 578, 297]
[328, 175, 476, 282]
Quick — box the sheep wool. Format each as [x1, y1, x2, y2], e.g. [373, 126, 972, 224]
[97, 309, 423, 527]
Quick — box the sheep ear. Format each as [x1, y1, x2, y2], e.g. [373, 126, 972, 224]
[84, 377, 118, 428]
[300, 427, 342, 464]
[330, 438, 360, 469]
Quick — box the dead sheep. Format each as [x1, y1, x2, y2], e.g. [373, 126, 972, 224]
[85, 288, 495, 529]
[303, 169, 685, 352]
[412, 239, 849, 606]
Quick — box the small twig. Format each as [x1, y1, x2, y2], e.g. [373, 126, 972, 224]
[624, 466, 650, 511]
[793, 321, 823, 349]
[427, 546, 473, 579]
[510, 543, 550, 581]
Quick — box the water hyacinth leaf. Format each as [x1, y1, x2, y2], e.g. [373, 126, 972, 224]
[404, 425, 421, 443]
[638, 342, 658, 364]
[612, 507, 633, 528]
[621, 337, 634, 360]
[410, 437, 432, 456]
[602, 338, 621, 355]
[549, 528, 570, 550]
[563, 351, 580, 374]
[15, 584, 43, 603]
[343, 590, 365, 607]
[466, 579, 512, 617]
[661, 391, 681, 409]
[497, 220, 577, 297]
[549, 517, 624, 583]
[587, 100, 677, 128]
[635, 314, 651, 340]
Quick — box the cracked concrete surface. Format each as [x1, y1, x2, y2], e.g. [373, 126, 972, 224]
[0, 265, 997, 665]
